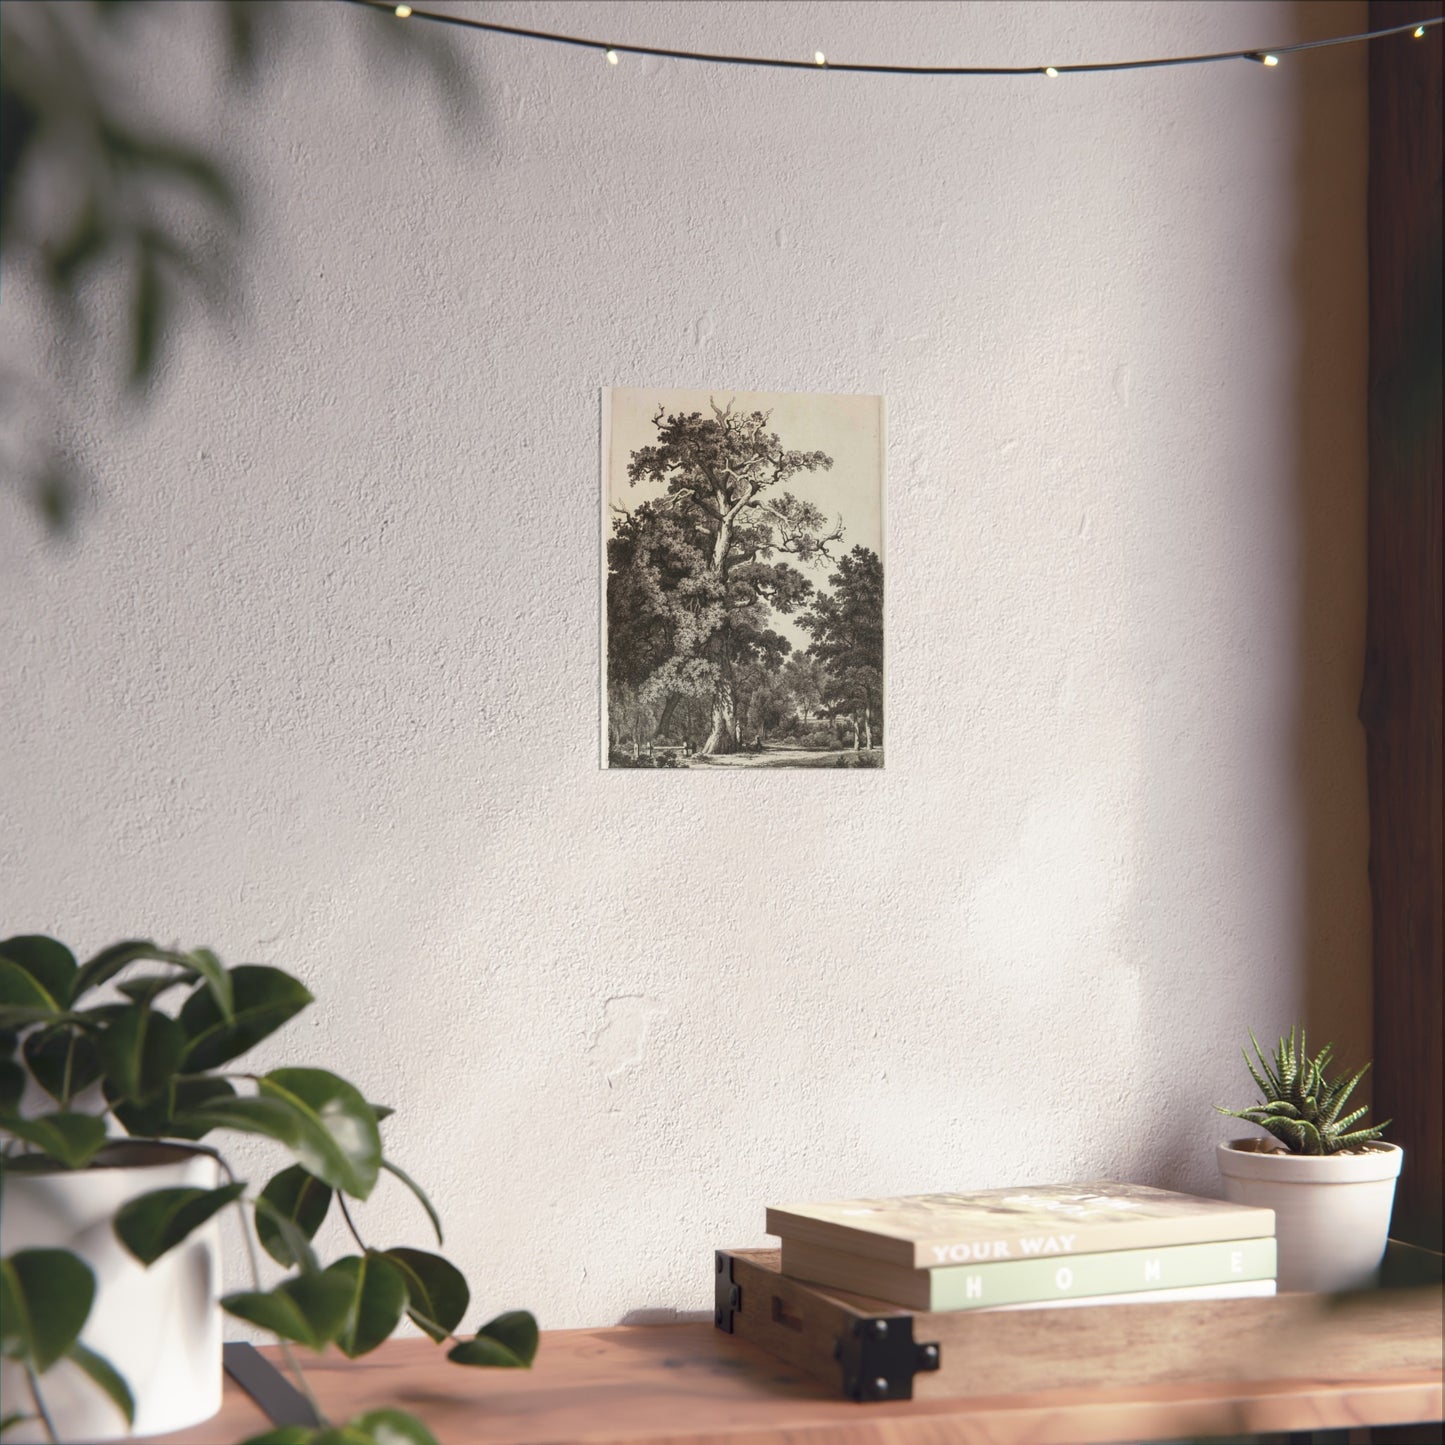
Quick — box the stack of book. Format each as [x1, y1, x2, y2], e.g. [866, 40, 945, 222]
[766, 1181, 1277, 1312]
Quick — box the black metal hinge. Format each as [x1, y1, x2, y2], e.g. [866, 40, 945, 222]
[833, 1313, 941, 1401]
[714, 1250, 742, 1332]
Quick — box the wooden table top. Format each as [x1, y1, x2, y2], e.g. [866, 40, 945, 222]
[149, 1320, 1444, 1445]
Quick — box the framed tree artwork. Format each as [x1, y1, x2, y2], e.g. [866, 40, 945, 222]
[602, 387, 885, 770]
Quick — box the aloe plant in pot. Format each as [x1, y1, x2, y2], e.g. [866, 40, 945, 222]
[1215, 1025, 1402, 1293]
[0, 934, 537, 1445]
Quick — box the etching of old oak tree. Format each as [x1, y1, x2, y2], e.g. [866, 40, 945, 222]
[606, 394, 884, 769]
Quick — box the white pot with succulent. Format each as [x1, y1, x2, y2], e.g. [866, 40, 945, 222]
[1215, 1026, 1402, 1294]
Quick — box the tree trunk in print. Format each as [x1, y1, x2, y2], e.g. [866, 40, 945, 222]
[652, 692, 680, 741]
[700, 518, 741, 755]
[702, 656, 739, 755]
[850, 714, 860, 751]
[863, 701, 873, 751]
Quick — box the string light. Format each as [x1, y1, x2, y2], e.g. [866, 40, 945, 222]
[339, 2, 1443, 78]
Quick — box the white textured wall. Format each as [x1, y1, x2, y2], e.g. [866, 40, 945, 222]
[0, 1, 1369, 1330]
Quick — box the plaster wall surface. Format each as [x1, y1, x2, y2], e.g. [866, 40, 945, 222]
[0, 1, 1371, 1329]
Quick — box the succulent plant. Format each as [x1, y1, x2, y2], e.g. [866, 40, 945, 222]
[1216, 1025, 1391, 1156]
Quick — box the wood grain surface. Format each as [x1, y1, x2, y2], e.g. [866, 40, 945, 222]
[1365, 0, 1444, 1261]
[144, 1301, 1442, 1444]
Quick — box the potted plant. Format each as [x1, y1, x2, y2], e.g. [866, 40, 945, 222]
[1215, 1025, 1402, 1293]
[0, 934, 537, 1444]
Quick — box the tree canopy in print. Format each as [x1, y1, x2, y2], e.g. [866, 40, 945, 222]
[604, 388, 884, 770]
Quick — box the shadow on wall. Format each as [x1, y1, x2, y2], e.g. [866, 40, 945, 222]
[1287, 0, 1373, 1094]
[0, 0, 474, 536]
[1130, 0, 1373, 1196]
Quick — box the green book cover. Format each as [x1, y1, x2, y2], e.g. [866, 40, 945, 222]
[779, 1235, 1278, 1311]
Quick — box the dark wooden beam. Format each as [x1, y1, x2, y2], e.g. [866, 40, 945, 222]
[1364, 0, 1443, 1265]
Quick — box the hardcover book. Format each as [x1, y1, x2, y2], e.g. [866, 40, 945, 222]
[766, 1181, 1275, 1270]
[983, 1278, 1276, 1311]
[779, 1234, 1278, 1311]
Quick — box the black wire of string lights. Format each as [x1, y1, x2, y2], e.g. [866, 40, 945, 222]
[339, 0, 1441, 76]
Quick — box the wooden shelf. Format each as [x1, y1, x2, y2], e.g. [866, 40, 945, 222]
[148, 1318, 1442, 1445]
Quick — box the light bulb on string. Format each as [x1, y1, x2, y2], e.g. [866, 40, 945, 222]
[339, 2, 1440, 80]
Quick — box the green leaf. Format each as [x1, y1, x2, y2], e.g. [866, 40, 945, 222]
[0, 1060, 25, 1114]
[0, 1249, 96, 1371]
[179, 966, 312, 1071]
[72, 941, 175, 1000]
[370, 1103, 394, 1122]
[113, 1182, 245, 1265]
[171, 1094, 310, 1156]
[0, 960, 60, 1027]
[23, 1027, 102, 1102]
[151, 1076, 240, 1141]
[256, 1165, 332, 1268]
[259, 1070, 381, 1201]
[380, 1158, 442, 1246]
[310, 1430, 374, 1445]
[0, 1112, 108, 1168]
[97, 1006, 187, 1103]
[1333, 1121, 1392, 1151]
[447, 1310, 538, 1369]
[382, 1248, 468, 1342]
[252, 1196, 321, 1276]
[67, 1340, 135, 1426]
[116, 975, 191, 1008]
[326, 1253, 407, 1359]
[0, 938, 76, 1008]
[178, 1081, 379, 1199]
[182, 948, 233, 1023]
[0, 1261, 23, 1358]
[1, 1414, 36, 1435]
[351, 1409, 441, 1445]
[107, 1073, 239, 1142]
[101, 126, 240, 219]
[129, 238, 164, 388]
[222, 1272, 353, 1351]
[238, 1431, 314, 1445]
[44, 199, 107, 289]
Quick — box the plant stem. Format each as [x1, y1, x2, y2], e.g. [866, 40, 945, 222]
[333, 1195, 465, 1347]
[336, 1194, 367, 1253]
[60, 1032, 77, 1110]
[219, 1157, 327, 1427]
[24, 1364, 57, 1444]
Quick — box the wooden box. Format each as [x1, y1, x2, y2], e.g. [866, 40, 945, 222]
[715, 1242, 1445, 1404]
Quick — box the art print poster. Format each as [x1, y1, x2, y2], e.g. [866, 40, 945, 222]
[602, 387, 884, 769]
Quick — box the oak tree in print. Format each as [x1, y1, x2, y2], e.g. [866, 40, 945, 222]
[604, 389, 884, 770]
[799, 546, 885, 752]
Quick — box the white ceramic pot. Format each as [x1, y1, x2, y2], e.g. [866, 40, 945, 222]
[1216, 1137, 1403, 1293]
[0, 1141, 224, 1442]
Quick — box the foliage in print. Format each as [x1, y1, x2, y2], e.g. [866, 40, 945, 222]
[606, 395, 883, 769]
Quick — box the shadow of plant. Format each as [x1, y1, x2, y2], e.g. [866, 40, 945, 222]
[0, 0, 472, 534]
